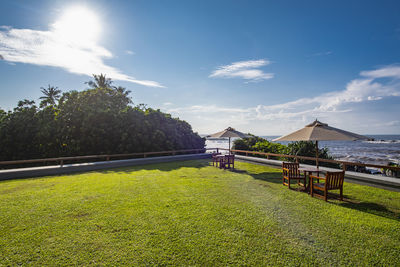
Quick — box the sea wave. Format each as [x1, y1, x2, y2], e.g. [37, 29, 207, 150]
[206, 135, 400, 165]
[363, 140, 400, 144]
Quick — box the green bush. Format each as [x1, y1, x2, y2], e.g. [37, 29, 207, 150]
[0, 75, 205, 161]
[287, 141, 339, 168]
[233, 137, 338, 167]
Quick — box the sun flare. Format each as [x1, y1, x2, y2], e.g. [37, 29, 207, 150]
[52, 6, 101, 44]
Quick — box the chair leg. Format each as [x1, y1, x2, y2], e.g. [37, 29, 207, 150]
[311, 184, 313, 197]
[340, 187, 343, 201]
[288, 179, 290, 189]
[324, 189, 328, 202]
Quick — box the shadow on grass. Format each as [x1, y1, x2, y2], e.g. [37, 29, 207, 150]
[337, 199, 400, 221]
[232, 167, 400, 221]
[98, 159, 210, 174]
[231, 169, 283, 185]
[45, 159, 400, 222]
[307, 188, 400, 221]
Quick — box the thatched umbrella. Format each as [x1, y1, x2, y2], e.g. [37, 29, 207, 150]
[208, 127, 250, 153]
[273, 120, 369, 167]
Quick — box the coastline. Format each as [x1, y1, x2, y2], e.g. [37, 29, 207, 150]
[205, 134, 400, 175]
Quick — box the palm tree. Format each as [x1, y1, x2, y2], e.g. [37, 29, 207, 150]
[114, 86, 131, 97]
[39, 85, 61, 107]
[86, 74, 113, 89]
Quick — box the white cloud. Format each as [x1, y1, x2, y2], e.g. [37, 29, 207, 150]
[125, 50, 135, 55]
[360, 65, 400, 79]
[378, 120, 400, 127]
[367, 96, 382, 101]
[0, 8, 163, 88]
[310, 51, 333, 57]
[168, 65, 400, 134]
[209, 59, 274, 82]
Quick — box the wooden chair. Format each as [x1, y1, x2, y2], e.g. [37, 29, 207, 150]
[282, 162, 306, 189]
[221, 154, 235, 169]
[211, 152, 222, 167]
[310, 171, 345, 201]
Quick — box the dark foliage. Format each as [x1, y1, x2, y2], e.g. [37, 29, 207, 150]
[232, 135, 288, 160]
[233, 136, 338, 167]
[233, 135, 267, 151]
[39, 85, 62, 108]
[287, 141, 339, 168]
[0, 75, 204, 160]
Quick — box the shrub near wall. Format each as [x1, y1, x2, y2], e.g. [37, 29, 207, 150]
[233, 136, 338, 168]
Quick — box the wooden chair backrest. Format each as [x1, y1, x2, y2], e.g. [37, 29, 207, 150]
[282, 162, 300, 177]
[325, 171, 345, 190]
[225, 154, 235, 164]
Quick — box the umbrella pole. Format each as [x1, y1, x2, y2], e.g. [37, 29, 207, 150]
[315, 140, 319, 169]
[229, 137, 231, 154]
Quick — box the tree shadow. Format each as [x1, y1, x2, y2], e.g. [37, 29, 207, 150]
[0, 159, 211, 182]
[307, 188, 400, 221]
[16, 158, 397, 222]
[98, 159, 210, 174]
[337, 199, 400, 221]
[230, 169, 283, 184]
[232, 167, 400, 221]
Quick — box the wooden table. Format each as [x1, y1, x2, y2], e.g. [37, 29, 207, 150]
[299, 167, 320, 193]
[214, 155, 225, 168]
[213, 154, 235, 169]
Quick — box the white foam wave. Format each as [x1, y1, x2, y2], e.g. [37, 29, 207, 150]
[363, 140, 400, 144]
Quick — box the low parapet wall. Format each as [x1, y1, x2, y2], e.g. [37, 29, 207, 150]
[235, 155, 400, 190]
[0, 153, 212, 181]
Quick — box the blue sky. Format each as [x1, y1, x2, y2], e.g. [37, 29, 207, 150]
[1, 0, 400, 135]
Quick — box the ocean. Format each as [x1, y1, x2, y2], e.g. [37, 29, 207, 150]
[205, 135, 400, 166]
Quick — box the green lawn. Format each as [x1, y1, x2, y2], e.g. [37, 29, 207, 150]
[1, 160, 399, 266]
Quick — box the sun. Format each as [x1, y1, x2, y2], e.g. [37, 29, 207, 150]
[52, 6, 101, 44]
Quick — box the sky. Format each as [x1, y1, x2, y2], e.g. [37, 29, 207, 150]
[1, 0, 400, 135]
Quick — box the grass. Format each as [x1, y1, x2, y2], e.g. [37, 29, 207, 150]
[0, 160, 400, 266]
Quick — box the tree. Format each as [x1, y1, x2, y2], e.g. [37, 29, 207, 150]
[0, 108, 6, 123]
[0, 75, 205, 161]
[0, 100, 40, 160]
[85, 74, 113, 89]
[287, 141, 338, 167]
[39, 85, 61, 107]
[233, 135, 267, 151]
[233, 136, 337, 167]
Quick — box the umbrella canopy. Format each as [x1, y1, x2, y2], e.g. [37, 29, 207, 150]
[208, 127, 250, 138]
[208, 127, 250, 153]
[273, 120, 368, 142]
[273, 120, 369, 167]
